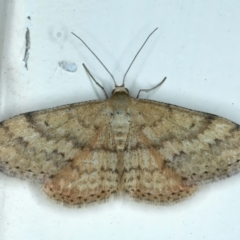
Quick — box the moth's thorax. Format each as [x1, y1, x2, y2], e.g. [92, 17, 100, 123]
[108, 91, 131, 152]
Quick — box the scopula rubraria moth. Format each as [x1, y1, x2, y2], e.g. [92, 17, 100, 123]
[0, 29, 239, 206]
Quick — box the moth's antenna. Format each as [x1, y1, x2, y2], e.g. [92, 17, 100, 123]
[71, 32, 117, 86]
[122, 28, 158, 85]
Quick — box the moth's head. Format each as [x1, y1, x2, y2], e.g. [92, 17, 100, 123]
[111, 85, 129, 96]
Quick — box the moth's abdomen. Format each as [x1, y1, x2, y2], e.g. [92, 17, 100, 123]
[110, 107, 131, 151]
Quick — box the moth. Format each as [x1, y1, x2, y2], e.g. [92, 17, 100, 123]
[0, 28, 240, 206]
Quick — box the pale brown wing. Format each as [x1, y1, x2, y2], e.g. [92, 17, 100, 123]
[128, 98, 240, 189]
[122, 147, 198, 203]
[121, 98, 240, 203]
[122, 106, 198, 203]
[0, 100, 119, 205]
[42, 148, 118, 206]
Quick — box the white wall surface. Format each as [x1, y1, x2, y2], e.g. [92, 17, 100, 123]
[0, 0, 240, 239]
